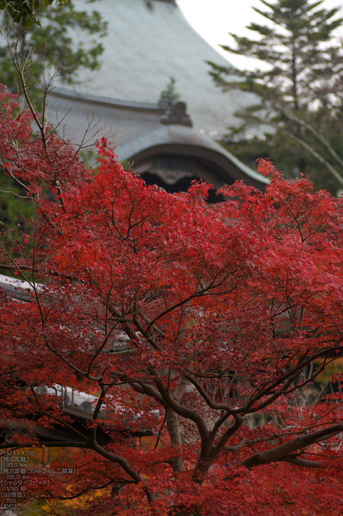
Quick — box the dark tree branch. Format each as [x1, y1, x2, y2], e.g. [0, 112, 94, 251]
[242, 424, 343, 469]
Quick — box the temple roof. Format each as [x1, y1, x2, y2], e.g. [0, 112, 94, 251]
[118, 124, 269, 189]
[66, 0, 252, 139]
[46, 0, 267, 189]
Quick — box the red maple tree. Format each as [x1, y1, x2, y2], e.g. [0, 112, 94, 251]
[1, 84, 343, 515]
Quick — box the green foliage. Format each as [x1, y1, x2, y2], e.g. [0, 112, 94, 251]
[120, 159, 131, 171]
[0, 171, 34, 231]
[158, 77, 180, 109]
[0, 0, 107, 108]
[210, 0, 343, 192]
[0, 0, 71, 27]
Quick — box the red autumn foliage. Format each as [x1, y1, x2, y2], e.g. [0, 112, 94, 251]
[1, 84, 343, 515]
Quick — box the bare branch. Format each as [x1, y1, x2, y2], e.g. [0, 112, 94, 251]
[277, 104, 343, 173]
[283, 130, 343, 186]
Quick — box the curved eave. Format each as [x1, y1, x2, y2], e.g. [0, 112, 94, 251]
[51, 88, 163, 114]
[0, 273, 35, 302]
[117, 125, 269, 189]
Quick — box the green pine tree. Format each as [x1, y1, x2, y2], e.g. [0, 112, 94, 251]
[209, 0, 343, 193]
[158, 77, 180, 109]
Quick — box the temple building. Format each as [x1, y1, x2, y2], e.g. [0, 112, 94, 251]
[47, 0, 268, 194]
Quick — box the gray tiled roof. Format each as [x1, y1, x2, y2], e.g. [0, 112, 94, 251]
[62, 0, 252, 139]
[45, 0, 267, 188]
[118, 124, 269, 187]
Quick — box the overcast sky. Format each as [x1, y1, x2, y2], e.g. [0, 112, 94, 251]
[177, 0, 343, 70]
